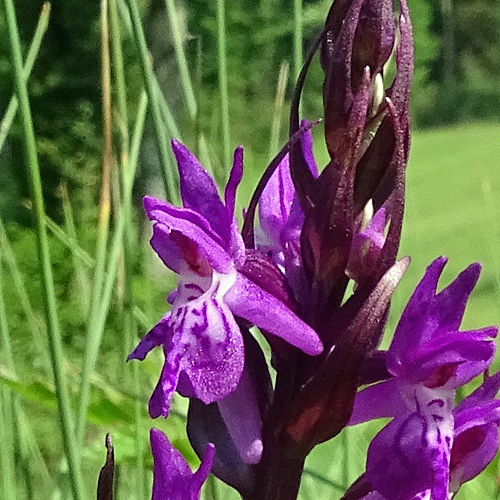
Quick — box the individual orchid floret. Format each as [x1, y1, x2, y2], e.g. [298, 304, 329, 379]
[150, 428, 215, 500]
[128, 140, 322, 419]
[347, 257, 498, 500]
[347, 374, 500, 500]
[256, 125, 318, 293]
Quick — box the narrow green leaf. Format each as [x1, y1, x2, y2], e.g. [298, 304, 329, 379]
[2, 0, 85, 496]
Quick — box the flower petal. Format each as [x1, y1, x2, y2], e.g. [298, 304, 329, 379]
[404, 328, 497, 388]
[149, 341, 183, 418]
[174, 294, 245, 405]
[217, 366, 263, 464]
[187, 399, 255, 497]
[387, 257, 447, 374]
[431, 263, 481, 333]
[366, 409, 451, 500]
[172, 139, 232, 244]
[300, 121, 319, 177]
[225, 146, 244, 219]
[455, 371, 500, 412]
[450, 401, 500, 491]
[259, 153, 295, 247]
[226, 273, 323, 355]
[145, 199, 233, 274]
[150, 428, 214, 500]
[145, 195, 225, 249]
[127, 314, 170, 361]
[349, 378, 406, 425]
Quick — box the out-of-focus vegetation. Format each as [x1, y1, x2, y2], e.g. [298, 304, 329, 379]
[0, 0, 499, 498]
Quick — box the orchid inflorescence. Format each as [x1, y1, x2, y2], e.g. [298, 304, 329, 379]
[99, 0, 500, 498]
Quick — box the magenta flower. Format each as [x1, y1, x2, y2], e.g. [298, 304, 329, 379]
[351, 374, 500, 500]
[348, 257, 498, 500]
[150, 428, 214, 500]
[256, 124, 318, 293]
[128, 140, 322, 421]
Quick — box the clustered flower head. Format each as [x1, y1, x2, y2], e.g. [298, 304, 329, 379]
[106, 0, 500, 498]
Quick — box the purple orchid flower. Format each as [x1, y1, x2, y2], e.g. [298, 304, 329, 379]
[352, 374, 500, 500]
[256, 125, 318, 293]
[128, 140, 322, 421]
[348, 257, 498, 500]
[150, 428, 215, 500]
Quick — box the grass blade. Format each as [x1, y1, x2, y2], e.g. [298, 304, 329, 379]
[268, 61, 289, 160]
[0, 2, 50, 154]
[163, 0, 197, 118]
[216, 0, 231, 170]
[2, 0, 84, 496]
[293, 0, 303, 80]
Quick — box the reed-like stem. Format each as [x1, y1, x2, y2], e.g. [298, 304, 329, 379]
[76, 90, 148, 451]
[163, 0, 197, 118]
[2, 0, 85, 497]
[76, 0, 114, 445]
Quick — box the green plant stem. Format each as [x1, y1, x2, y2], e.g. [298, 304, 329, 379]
[110, 0, 129, 160]
[112, 5, 146, 491]
[0, 2, 50, 154]
[294, 0, 303, 81]
[0, 261, 39, 499]
[76, 0, 114, 446]
[126, 0, 178, 201]
[60, 184, 91, 316]
[0, 219, 51, 375]
[163, 0, 197, 118]
[44, 215, 151, 330]
[0, 260, 15, 500]
[161, 0, 214, 172]
[268, 61, 289, 160]
[154, 76, 182, 140]
[216, 0, 231, 170]
[2, 0, 84, 497]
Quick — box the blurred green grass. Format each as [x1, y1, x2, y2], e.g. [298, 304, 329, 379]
[2, 0, 500, 497]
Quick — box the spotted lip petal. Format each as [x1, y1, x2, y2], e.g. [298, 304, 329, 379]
[148, 276, 245, 418]
[150, 428, 215, 500]
[365, 396, 453, 500]
[127, 314, 170, 362]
